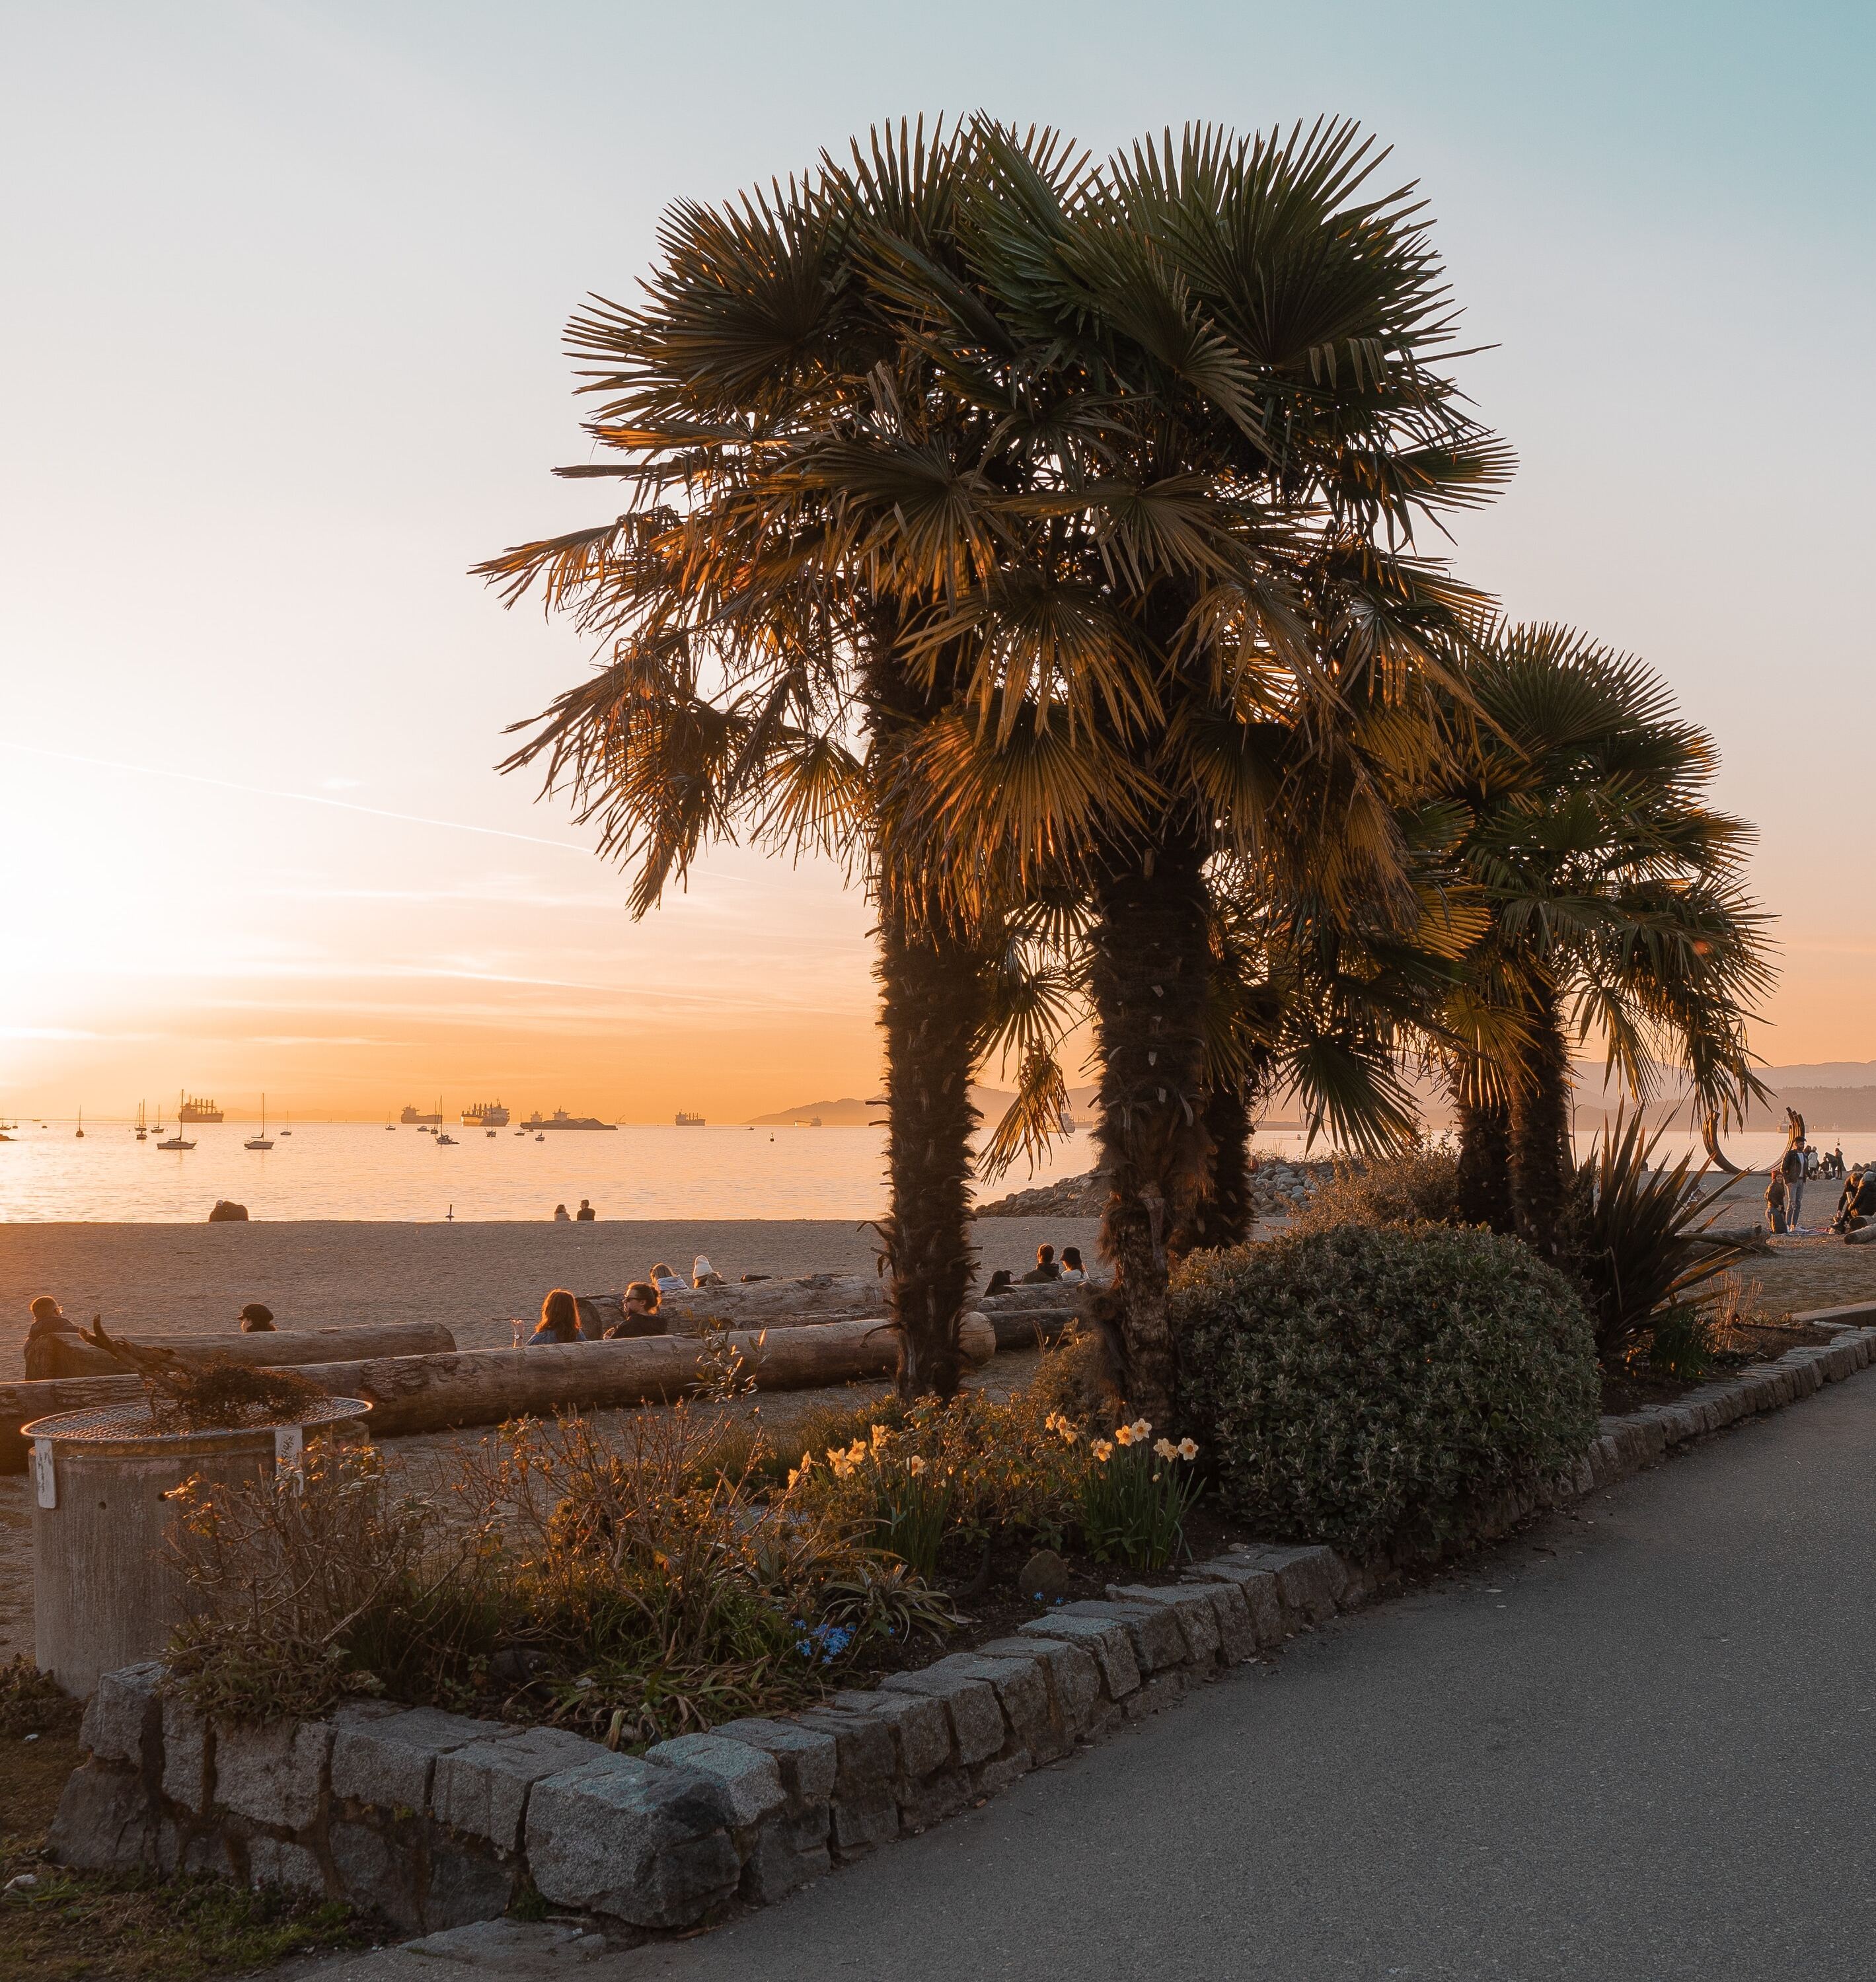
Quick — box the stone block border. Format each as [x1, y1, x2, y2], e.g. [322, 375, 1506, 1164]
[48, 1305, 1876, 1949]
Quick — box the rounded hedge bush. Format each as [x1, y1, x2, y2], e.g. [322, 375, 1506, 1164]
[1174, 1224, 1599, 1557]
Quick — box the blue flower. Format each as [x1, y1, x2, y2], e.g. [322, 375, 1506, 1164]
[792, 1621, 855, 1664]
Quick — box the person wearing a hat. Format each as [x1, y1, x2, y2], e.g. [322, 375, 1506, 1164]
[239, 1302, 276, 1332]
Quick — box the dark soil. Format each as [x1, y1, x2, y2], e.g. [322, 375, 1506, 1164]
[1598, 1317, 1840, 1414]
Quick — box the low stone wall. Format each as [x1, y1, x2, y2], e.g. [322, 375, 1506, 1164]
[48, 1307, 1876, 1948]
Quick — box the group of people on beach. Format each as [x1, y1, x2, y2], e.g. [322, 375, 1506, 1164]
[981, 1243, 1089, 1298]
[1767, 1142, 1876, 1237]
[525, 1254, 729, 1344]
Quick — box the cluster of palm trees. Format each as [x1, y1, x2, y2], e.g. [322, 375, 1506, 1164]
[481, 118, 1770, 1422]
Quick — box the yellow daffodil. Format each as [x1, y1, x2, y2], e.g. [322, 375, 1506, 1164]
[1129, 1418, 1152, 1440]
[1177, 1437, 1199, 1461]
[1154, 1438, 1179, 1461]
[1114, 1424, 1139, 1447]
[1090, 1439, 1114, 1463]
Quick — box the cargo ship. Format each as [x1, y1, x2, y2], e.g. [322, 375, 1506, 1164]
[525, 1108, 617, 1132]
[178, 1092, 223, 1124]
[400, 1103, 443, 1125]
[675, 1111, 705, 1127]
[461, 1099, 510, 1128]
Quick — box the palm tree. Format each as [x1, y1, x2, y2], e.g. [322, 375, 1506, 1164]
[482, 122, 1156, 1399]
[918, 122, 1511, 1417]
[1433, 622, 1772, 1259]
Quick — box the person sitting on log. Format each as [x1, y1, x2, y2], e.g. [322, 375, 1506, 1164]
[1057, 1245, 1088, 1285]
[529, 1287, 583, 1344]
[238, 1302, 276, 1332]
[604, 1281, 665, 1339]
[691, 1254, 725, 1287]
[26, 1295, 79, 1350]
[1019, 1243, 1061, 1284]
[650, 1261, 689, 1296]
[981, 1268, 1014, 1298]
[1830, 1167, 1876, 1235]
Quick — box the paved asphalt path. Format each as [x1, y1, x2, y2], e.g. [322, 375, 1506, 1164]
[307, 1368, 1876, 1982]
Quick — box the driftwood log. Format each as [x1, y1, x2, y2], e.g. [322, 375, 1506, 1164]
[26, 1320, 457, 1382]
[0, 1312, 1008, 1473]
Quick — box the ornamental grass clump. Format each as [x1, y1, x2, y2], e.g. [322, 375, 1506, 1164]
[1174, 1224, 1598, 1558]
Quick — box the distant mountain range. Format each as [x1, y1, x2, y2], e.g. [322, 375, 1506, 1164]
[748, 1085, 1104, 1128]
[753, 1065, 1876, 1134]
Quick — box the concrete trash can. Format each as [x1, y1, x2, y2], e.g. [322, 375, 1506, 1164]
[23, 1394, 371, 1696]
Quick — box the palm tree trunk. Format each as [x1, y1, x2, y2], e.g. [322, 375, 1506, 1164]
[1178, 1084, 1253, 1253]
[1454, 1091, 1515, 1233]
[1089, 830, 1213, 1424]
[875, 899, 982, 1403]
[1509, 982, 1572, 1260]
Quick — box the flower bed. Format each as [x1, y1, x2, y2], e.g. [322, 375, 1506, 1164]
[48, 1311, 1876, 1947]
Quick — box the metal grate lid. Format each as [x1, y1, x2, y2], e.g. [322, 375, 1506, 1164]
[20, 1395, 371, 1444]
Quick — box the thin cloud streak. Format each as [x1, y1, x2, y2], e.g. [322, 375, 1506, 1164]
[0, 741, 593, 856]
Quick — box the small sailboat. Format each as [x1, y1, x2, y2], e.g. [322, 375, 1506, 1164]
[134, 1101, 147, 1141]
[157, 1124, 195, 1150]
[75, 1107, 84, 1139]
[437, 1130, 458, 1146]
[386, 1111, 396, 1131]
[244, 1095, 275, 1152]
[281, 1110, 293, 1136]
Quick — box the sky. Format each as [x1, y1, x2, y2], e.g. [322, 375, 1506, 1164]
[2, 0, 1871, 1124]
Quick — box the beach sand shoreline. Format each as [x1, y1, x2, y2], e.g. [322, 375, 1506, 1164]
[0, 1217, 1104, 1377]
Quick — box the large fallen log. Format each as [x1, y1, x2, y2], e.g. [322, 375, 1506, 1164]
[0, 1313, 997, 1473]
[25, 1319, 458, 1381]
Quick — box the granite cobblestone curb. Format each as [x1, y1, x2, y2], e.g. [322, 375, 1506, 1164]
[46, 1307, 1876, 1948]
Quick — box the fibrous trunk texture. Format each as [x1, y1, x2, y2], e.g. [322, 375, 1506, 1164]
[876, 899, 982, 1401]
[1454, 1091, 1515, 1234]
[1178, 1084, 1253, 1254]
[1509, 981, 1573, 1260]
[1090, 830, 1213, 1424]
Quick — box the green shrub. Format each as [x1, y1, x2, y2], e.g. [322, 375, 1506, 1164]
[1287, 1141, 1464, 1235]
[1174, 1224, 1599, 1557]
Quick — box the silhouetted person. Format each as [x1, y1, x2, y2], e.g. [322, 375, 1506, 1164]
[1058, 1245, 1088, 1284]
[552, 1203, 571, 1222]
[24, 1296, 84, 1379]
[576, 1198, 597, 1222]
[239, 1302, 276, 1332]
[982, 1268, 1014, 1298]
[530, 1288, 583, 1344]
[1781, 1142, 1807, 1231]
[1765, 1168, 1789, 1236]
[1020, 1243, 1061, 1284]
[605, 1281, 665, 1339]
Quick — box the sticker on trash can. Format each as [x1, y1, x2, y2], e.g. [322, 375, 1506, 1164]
[32, 1439, 56, 1510]
[274, 1424, 304, 1484]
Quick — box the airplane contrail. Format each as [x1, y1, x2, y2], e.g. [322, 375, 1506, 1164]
[0, 740, 591, 856]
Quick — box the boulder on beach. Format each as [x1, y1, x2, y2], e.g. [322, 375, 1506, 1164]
[207, 1199, 250, 1223]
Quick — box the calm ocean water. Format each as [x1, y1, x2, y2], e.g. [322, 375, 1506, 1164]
[0, 1117, 1850, 1225]
[0, 1119, 1106, 1223]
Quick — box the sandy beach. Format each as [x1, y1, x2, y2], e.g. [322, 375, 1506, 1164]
[0, 1216, 1102, 1378]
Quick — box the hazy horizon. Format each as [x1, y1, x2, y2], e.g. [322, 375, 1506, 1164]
[5, 1, 1872, 1122]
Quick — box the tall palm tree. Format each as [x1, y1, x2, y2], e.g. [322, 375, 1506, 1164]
[482, 122, 1156, 1398]
[1434, 622, 1772, 1258]
[920, 122, 1512, 1416]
